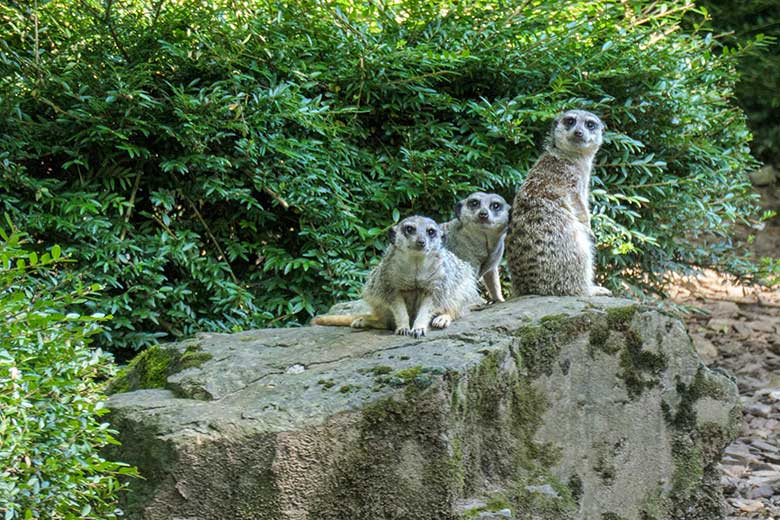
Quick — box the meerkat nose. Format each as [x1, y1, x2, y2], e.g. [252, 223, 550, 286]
[478, 210, 489, 219]
[416, 238, 426, 247]
[574, 129, 584, 137]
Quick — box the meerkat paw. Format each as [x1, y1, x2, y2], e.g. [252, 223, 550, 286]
[395, 327, 412, 336]
[431, 314, 453, 329]
[410, 327, 427, 338]
[590, 286, 612, 296]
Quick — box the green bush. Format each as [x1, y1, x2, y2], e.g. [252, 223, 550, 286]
[0, 0, 761, 352]
[697, 0, 780, 165]
[0, 230, 134, 518]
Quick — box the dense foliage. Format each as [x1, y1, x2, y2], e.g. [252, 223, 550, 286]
[0, 0, 760, 352]
[0, 231, 133, 518]
[698, 0, 780, 165]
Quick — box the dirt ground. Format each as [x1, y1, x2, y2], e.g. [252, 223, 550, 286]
[668, 179, 780, 518]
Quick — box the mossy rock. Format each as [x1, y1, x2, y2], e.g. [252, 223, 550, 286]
[106, 297, 739, 520]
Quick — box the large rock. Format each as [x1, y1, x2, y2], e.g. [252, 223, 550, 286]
[107, 297, 741, 520]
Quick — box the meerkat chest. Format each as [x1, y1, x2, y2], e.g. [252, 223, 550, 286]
[451, 228, 499, 267]
[392, 256, 446, 292]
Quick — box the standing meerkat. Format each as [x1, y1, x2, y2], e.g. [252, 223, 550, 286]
[313, 215, 480, 338]
[506, 109, 612, 297]
[443, 192, 510, 302]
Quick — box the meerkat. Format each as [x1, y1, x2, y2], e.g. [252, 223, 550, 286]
[506, 109, 612, 297]
[442, 192, 510, 302]
[312, 215, 480, 338]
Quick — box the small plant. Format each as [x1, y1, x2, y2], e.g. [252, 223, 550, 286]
[0, 227, 135, 518]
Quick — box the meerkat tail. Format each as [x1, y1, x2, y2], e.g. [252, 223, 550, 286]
[312, 314, 361, 327]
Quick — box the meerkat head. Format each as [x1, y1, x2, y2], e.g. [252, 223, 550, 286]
[388, 215, 445, 255]
[454, 192, 510, 231]
[548, 109, 605, 158]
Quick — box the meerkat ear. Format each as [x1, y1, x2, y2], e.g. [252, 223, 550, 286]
[507, 206, 513, 223]
[454, 201, 463, 219]
[388, 226, 397, 245]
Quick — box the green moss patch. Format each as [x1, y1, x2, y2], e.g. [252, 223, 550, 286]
[660, 365, 738, 518]
[460, 493, 512, 519]
[619, 330, 667, 399]
[513, 314, 587, 378]
[605, 305, 639, 331]
[107, 343, 212, 395]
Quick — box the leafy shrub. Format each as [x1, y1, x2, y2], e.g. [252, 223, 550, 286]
[0, 230, 133, 518]
[697, 0, 780, 165]
[0, 0, 760, 352]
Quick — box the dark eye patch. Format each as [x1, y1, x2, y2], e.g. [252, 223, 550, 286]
[585, 120, 597, 130]
[467, 199, 480, 208]
[563, 117, 576, 127]
[490, 201, 503, 211]
[427, 228, 437, 237]
[404, 225, 415, 234]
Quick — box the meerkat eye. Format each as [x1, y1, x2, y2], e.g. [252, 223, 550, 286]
[586, 120, 597, 130]
[467, 199, 480, 208]
[426, 228, 437, 237]
[404, 225, 415, 234]
[563, 117, 576, 127]
[490, 202, 502, 211]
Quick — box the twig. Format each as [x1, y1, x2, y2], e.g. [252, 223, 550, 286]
[186, 197, 240, 285]
[119, 170, 142, 241]
[633, 2, 694, 26]
[33, 0, 39, 67]
[151, 214, 177, 239]
[157, 317, 182, 338]
[151, 0, 165, 28]
[262, 186, 290, 210]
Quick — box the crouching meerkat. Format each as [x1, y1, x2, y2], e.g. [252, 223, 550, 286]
[506, 109, 612, 297]
[443, 192, 510, 302]
[313, 215, 480, 338]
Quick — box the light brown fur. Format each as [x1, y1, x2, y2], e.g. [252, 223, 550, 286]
[313, 216, 480, 338]
[443, 192, 510, 302]
[506, 109, 612, 297]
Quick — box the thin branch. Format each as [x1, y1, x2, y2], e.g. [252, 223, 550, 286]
[262, 186, 290, 210]
[186, 197, 240, 285]
[119, 170, 142, 241]
[151, 214, 177, 239]
[632, 3, 695, 27]
[79, 0, 131, 63]
[151, 0, 165, 28]
[33, 0, 39, 67]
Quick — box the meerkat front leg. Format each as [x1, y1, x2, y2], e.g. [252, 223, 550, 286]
[571, 193, 591, 229]
[389, 296, 412, 336]
[410, 295, 435, 338]
[431, 313, 453, 329]
[483, 267, 505, 303]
